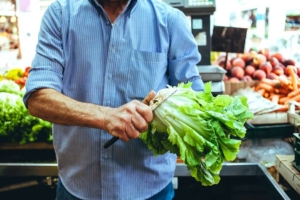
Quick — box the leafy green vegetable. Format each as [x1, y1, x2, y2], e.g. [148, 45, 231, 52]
[140, 82, 253, 186]
[0, 80, 24, 96]
[0, 80, 52, 144]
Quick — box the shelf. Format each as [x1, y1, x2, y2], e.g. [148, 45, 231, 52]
[0, 142, 53, 150]
[0, 142, 56, 163]
[0, 162, 290, 199]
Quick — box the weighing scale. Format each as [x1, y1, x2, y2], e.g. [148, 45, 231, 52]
[163, 0, 216, 66]
[162, 0, 225, 95]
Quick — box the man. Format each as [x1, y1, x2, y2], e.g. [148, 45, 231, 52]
[23, 0, 204, 199]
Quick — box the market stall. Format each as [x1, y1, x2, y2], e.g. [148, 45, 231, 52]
[1, 0, 300, 199]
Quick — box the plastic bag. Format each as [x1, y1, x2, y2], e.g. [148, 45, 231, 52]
[246, 139, 294, 164]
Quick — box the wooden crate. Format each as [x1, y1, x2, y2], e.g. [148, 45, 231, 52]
[288, 101, 300, 127]
[224, 81, 258, 95]
[275, 155, 300, 195]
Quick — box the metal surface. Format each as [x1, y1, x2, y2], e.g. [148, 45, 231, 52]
[175, 162, 290, 200]
[197, 65, 226, 82]
[208, 81, 225, 94]
[0, 163, 58, 177]
[0, 162, 290, 199]
[0, 162, 269, 177]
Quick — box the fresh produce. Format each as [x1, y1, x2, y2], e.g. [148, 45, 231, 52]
[245, 65, 256, 76]
[253, 54, 267, 67]
[3, 68, 24, 80]
[252, 69, 266, 81]
[232, 57, 245, 68]
[140, 82, 253, 186]
[217, 48, 299, 83]
[0, 79, 24, 96]
[0, 80, 52, 144]
[218, 48, 300, 107]
[231, 66, 244, 79]
[1, 66, 30, 89]
[250, 70, 300, 111]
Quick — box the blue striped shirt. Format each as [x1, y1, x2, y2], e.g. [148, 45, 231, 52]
[24, 0, 204, 199]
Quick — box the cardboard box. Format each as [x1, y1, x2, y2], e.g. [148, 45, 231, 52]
[275, 155, 300, 195]
[224, 81, 258, 95]
[225, 81, 289, 124]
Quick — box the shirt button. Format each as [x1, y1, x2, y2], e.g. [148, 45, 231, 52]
[108, 74, 112, 79]
[103, 153, 108, 160]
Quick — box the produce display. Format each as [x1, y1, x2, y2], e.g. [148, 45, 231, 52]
[0, 66, 30, 89]
[0, 67, 52, 144]
[217, 48, 300, 109]
[140, 82, 253, 186]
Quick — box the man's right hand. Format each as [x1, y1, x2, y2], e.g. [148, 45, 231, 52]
[103, 91, 156, 141]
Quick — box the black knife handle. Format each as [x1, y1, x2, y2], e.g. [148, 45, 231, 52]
[103, 136, 119, 149]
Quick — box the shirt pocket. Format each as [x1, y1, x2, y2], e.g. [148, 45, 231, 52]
[127, 50, 167, 101]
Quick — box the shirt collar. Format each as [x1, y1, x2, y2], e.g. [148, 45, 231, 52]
[90, 0, 138, 17]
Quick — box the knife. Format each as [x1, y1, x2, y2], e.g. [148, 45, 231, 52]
[103, 89, 177, 149]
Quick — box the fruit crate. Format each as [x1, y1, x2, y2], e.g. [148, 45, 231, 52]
[275, 155, 300, 195]
[244, 122, 295, 139]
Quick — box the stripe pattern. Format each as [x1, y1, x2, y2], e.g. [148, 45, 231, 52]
[24, 0, 204, 199]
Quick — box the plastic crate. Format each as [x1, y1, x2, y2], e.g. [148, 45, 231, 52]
[244, 122, 295, 139]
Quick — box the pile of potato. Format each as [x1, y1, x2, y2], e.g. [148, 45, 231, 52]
[217, 48, 298, 82]
[217, 48, 299, 111]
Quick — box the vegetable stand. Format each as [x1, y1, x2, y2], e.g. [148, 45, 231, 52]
[0, 66, 297, 198]
[0, 69, 297, 199]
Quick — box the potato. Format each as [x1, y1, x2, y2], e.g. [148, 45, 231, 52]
[231, 66, 244, 79]
[229, 77, 240, 82]
[245, 65, 256, 76]
[253, 69, 266, 80]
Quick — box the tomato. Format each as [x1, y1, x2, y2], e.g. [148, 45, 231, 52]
[19, 78, 26, 85]
[25, 66, 31, 73]
[24, 71, 29, 77]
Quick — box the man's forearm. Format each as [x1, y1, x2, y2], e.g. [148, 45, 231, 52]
[27, 88, 107, 129]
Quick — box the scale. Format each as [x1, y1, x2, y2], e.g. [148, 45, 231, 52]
[162, 0, 225, 95]
[163, 0, 215, 66]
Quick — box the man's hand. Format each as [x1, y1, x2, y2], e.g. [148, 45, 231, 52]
[103, 90, 156, 141]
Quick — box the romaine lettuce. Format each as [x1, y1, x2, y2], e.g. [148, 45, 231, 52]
[140, 82, 253, 186]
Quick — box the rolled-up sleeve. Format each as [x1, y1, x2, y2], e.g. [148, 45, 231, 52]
[167, 9, 204, 91]
[23, 2, 64, 107]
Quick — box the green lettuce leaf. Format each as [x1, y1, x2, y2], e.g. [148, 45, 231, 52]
[140, 82, 253, 186]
